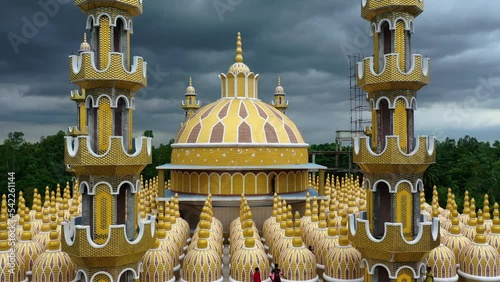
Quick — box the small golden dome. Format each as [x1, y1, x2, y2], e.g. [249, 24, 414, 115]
[15, 207, 43, 274]
[32, 198, 76, 281]
[426, 244, 457, 280]
[462, 198, 478, 241]
[458, 221, 500, 279]
[324, 208, 363, 281]
[186, 77, 196, 95]
[279, 216, 317, 281]
[182, 237, 222, 282]
[79, 33, 91, 52]
[306, 201, 328, 248]
[228, 32, 250, 75]
[0, 195, 28, 282]
[315, 206, 339, 268]
[230, 226, 269, 282]
[271, 211, 299, 264]
[274, 77, 285, 95]
[157, 206, 181, 270]
[140, 239, 175, 282]
[487, 202, 500, 250]
[32, 200, 52, 250]
[442, 202, 471, 262]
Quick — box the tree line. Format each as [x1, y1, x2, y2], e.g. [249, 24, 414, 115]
[0, 131, 498, 212]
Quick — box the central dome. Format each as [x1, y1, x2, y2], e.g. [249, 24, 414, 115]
[166, 32, 315, 196]
[175, 98, 304, 144]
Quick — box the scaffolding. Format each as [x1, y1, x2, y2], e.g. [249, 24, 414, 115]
[348, 54, 371, 134]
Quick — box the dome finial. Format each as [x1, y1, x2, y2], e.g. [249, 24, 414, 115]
[79, 32, 91, 52]
[189, 77, 192, 87]
[278, 77, 281, 86]
[235, 32, 243, 63]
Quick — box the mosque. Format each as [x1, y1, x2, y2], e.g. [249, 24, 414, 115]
[1, 0, 500, 282]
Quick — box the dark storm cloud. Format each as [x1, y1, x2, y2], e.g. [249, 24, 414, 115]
[1, 0, 500, 145]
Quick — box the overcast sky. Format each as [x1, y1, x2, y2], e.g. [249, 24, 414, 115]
[2, 0, 500, 146]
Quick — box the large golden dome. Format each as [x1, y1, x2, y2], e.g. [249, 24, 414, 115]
[175, 98, 304, 145]
[164, 32, 318, 196]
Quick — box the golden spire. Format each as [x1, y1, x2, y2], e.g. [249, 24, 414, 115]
[338, 209, 350, 247]
[450, 202, 461, 235]
[492, 203, 500, 234]
[292, 211, 303, 247]
[474, 209, 487, 245]
[189, 77, 192, 86]
[278, 77, 281, 86]
[484, 194, 491, 221]
[21, 207, 32, 241]
[47, 194, 60, 251]
[469, 198, 477, 227]
[0, 195, 10, 251]
[327, 204, 338, 237]
[235, 32, 243, 63]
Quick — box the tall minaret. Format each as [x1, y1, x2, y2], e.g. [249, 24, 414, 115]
[270, 77, 288, 114]
[349, 1, 438, 281]
[181, 77, 200, 120]
[63, 1, 155, 281]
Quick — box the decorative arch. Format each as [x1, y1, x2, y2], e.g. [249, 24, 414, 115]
[394, 96, 410, 109]
[85, 95, 95, 109]
[95, 13, 112, 25]
[117, 268, 140, 281]
[376, 18, 394, 32]
[111, 15, 130, 30]
[374, 96, 392, 110]
[86, 15, 96, 29]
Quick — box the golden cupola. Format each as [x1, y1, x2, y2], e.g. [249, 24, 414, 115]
[262, 194, 279, 246]
[14, 206, 44, 277]
[230, 214, 269, 282]
[182, 77, 201, 120]
[314, 201, 340, 275]
[270, 77, 289, 114]
[324, 210, 363, 282]
[182, 221, 223, 282]
[159, 32, 319, 198]
[442, 202, 471, 264]
[457, 216, 500, 281]
[140, 237, 175, 282]
[32, 204, 76, 282]
[156, 205, 181, 273]
[426, 244, 458, 282]
[487, 203, 500, 250]
[271, 211, 297, 265]
[462, 198, 478, 241]
[279, 213, 318, 281]
[0, 196, 27, 282]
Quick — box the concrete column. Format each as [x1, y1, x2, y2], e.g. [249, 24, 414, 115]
[158, 169, 165, 193]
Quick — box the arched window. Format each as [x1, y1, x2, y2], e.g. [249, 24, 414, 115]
[113, 18, 127, 55]
[81, 185, 94, 236]
[119, 270, 135, 282]
[87, 103, 98, 152]
[114, 98, 126, 136]
[373, 266, 390, 282]
[90, 20, 100, 64]
[378, 21, 392, 69]
[378, 99, 391, 152]
[374, 182, 392, 238]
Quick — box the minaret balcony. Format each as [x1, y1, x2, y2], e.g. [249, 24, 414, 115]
[61, 215, 155, 268]
[181, 100, 201, 109]
[361, 0, 424, 21]
[357, 54, 429, 93]
[348, 212, 440, 262]
[75, 0, 143, 16]
[353, 136, 435, 174]
[68, 126, 88, 136]
[65, 136, 152, 175]
[69, 52, 147, 92]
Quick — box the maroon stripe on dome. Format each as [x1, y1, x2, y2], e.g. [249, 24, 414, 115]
[268, 106, 283, 120]
[187, 123, 201, 143]
[238, 122, 252, 143]
[200, 104, 217, 120]
[255, 104, 268, 119]
[239, 102, 248, 119]
[284, 124, 298, 143]
[210, 122, 225, 143]
[264, 122, 279, 143]
[218, 101, 230, 119]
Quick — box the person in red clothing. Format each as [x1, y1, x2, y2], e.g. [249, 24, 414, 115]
[253, 267, 261, 282]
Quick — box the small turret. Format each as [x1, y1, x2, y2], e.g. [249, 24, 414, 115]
[271, 77, 289, 114]
[181, 77, 201, 120]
